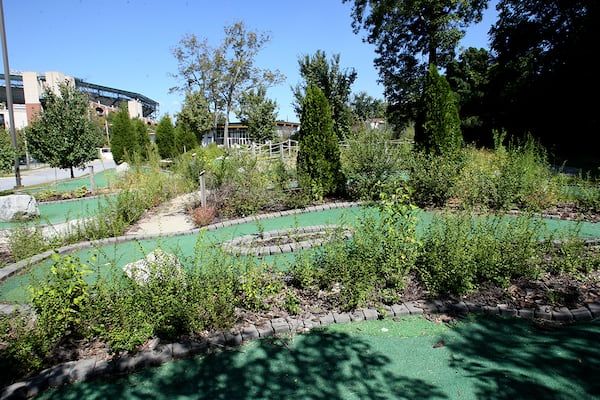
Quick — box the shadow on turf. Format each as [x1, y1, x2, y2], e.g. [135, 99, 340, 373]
[444, 315, 600, 399]
[36, 330, 446, 400]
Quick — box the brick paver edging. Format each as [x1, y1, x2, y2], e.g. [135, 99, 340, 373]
[0, 201, 362, 285]
[2, 299, 599, 399]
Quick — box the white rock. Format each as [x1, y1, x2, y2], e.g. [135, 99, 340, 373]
[122, 248, 184, 285]
[115, 162, 130, 176]
[0, 194, 40, 222]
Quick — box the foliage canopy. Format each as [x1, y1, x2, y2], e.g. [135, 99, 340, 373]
[27, 81, 104, 177]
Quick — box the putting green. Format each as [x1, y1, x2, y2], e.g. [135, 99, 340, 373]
[33, 314, 600, 399]
[22, 169, 117, 194]
[0, 195, 115, 229]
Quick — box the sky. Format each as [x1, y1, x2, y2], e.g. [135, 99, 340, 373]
[2, 0, 498, 123]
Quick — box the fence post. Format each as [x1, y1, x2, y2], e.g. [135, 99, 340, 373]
[89, 165, 96, 193]
[199, 170, 206, 208]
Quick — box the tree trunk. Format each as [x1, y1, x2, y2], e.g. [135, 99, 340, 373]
[70, 166, 75, 178]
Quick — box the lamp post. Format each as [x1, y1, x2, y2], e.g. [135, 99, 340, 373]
[0, 0, 21, 187]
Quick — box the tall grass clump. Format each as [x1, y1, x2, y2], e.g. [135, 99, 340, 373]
[493, 132, 558, 210]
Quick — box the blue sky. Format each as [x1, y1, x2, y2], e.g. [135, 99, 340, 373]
[3, 0, 497, 123]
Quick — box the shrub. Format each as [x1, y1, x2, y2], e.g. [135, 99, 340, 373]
[0, 310, 45, 387]
[189, 205, 216, 226]
[311, 188, 421, 309]
[28, 254, 92, 348]
[408, 150, 465, 207]
[340, 126, 406, 201]
[417, 211, 545, 295]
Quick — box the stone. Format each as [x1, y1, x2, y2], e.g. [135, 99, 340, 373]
[115, 162, 130, 176]
[122, 248, 184, 285]
[0, 194, 39, 222]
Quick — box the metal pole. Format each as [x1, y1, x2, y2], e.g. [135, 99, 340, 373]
[0, 0, 21, 187]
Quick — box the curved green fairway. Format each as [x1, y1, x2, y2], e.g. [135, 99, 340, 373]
[1, 206, 599, 304]
[0, 196, 114, 229]
[33, 315, 600, 400]
[22, 169, 117, 194]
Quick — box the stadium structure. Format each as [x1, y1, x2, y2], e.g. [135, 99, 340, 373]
[0, 70, 158, 130]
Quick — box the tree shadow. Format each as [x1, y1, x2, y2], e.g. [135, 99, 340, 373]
[37, 329, 448, 400]
[443, 315, 600, 399]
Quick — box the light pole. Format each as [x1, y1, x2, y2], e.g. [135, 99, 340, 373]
[0, 0, 21, 187]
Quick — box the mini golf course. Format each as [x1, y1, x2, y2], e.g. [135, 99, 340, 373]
[1, 197, 599, 399]
[1, 205, 599, 304]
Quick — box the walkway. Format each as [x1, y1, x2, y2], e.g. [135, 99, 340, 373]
[0, 159, 116, 192]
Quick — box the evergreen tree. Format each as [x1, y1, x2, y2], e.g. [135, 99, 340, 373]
[109, 104, 134, 163]
[414, 65, 463, 155]
[132, 118, 150, 159]
[154, 114, 176, 159]
[174, 125, 198, 155]
[297, 85, 344, 200]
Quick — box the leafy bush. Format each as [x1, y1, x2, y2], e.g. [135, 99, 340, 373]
[239, 263, 283, 311]
[417, 212, 545, 295]
[0, 310, 45, 387]
[311, 188, 421, 309]
[28, 254, 92, 348]
[408, 150, 465, 207]
[340, 126, 406, 201]
[8, 225, 50, 261]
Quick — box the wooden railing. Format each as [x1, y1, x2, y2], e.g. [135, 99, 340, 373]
[242, 139, 299, 159]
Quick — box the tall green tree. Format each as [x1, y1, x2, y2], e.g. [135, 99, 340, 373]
[0, 129, 16, 173]
[171, 21, 284, 147]
[174, 124, 198, 155]
[414, 65, 463, 155]
[176, 91, 213, 145]
[293, 50, 356, 140]
[109, 104, 133, 163]
[445, 47, 494, 146]
[132, 118, 151, 159]
[171, 35, 225, 133]
[27, 81, 104, 178]
[488, 0, 598, 154]
[297, 85, 344, 200]
[154, 114, 176, 159]
[350, 91, 387, 124]
[344, 0, 488, 131]
[237, 85, 278, 143]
